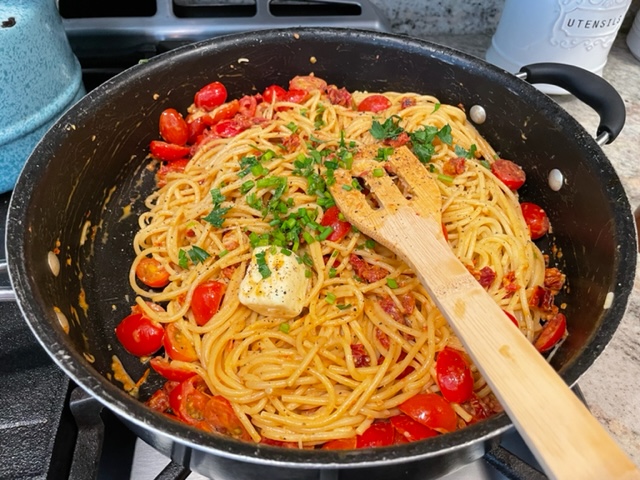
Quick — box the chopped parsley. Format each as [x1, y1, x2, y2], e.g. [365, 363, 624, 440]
[178, 245, 210, 268]
[203, 188, 231, 228]
[370, 115, 404, 140]
[454, 144, 478, 159]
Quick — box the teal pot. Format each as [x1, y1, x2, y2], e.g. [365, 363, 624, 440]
[0, 0, 85, 193]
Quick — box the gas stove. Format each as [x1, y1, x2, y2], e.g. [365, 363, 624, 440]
[0, 2, 563, 478]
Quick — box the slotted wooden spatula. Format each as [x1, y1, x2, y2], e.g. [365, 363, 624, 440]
[330, 145, 639, 480]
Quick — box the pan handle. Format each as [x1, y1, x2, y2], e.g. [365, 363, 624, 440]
[516, 62, 625, 146]
[0, 261, 16, 302]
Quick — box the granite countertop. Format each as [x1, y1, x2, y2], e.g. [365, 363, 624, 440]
[404, 31, 640, 464]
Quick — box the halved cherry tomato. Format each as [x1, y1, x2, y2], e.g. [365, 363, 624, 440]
[321, 437, 357, 449]
[169, 376, 209, 424]
[149, 140, 190, 162]
[263, 85, 287, 103]
[491, 159, 526, 190]
[213, 119, 246, 138]
[320, 205, 351, 242]
[435, 347, 473, 404]
[521, 202, 550, 240]
[534, 312, 567, 352]
[356, 421, 395, 448]
[204, 395, 249, 440]
[135, 257, 170, 288]
[207, 99, 240, 124]
[194, 81, 227, 111]
[390, 414, 438, 442]
[157, 158, 189, 187]
[289, 75, 327, 92]
[399, 393, 457, 433]
[115, 313, 164, 357]
[238, 95, 258, 117]
[159, 108, 189, 146]
[163, 322, 198, 362]
[191, 280, 226, 326]
[186, 116, 208, 144]
[146, 387, 171, 413]
[285, 89, 308, 104]
[150, 356, 197, 382]
[503, 310, 519, 327]
[357, 94, 391, 112]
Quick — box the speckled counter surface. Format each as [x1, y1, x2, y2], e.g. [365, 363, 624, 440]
[395, 30, 640, 464]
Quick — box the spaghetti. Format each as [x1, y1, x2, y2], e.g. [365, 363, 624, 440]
[117, 75, 567, 448]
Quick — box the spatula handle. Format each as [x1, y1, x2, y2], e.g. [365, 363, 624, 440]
[384, 211, 639, 480]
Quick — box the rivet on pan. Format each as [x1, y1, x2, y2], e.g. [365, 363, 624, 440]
[548, 169, 564, 191]
[469, 105, 486, 124]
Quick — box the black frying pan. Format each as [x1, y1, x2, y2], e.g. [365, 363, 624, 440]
[5, 28, 636, 479]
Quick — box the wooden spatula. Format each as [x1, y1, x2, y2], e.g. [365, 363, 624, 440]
[330, 145, 639, 480]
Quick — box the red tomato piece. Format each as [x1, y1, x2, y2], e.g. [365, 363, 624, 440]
[157, 158, 189, 187]
[213, 119, 247, 138]
[435, 347, 474, 404]
[521, 202, 550, 240]
[399, 393, 457, 433]
[169, 376, 209, 424]
[191, 280, 226, 326]
[146, 388, 171, 413]
[163, 323, 198, 362]
[321, 437, 357, 449]
[208, 100, 240, 124]
[356, 421, 395, 448]
[159, 108, 189, 146]
[390, 414, 438, 442]
[186, 116, 208, 144]
[194, 81, 227, 111]
[285, 88, 308, 104]
[263, 85, 287, 103]
[149, 140, 190, 162]
[238, 95, 258, 117]
[503, 310, 519, 327]
[150, 356, 197, 382]
[357, 94, 391, 113]
[289, 75, 328, 92]
[491, 159, 526, 190]
[204, 395, 250, 440]
[534, 313, 567, 352]
[115, 313, 164, 357]
[320, 205, 351, 242]
[135, 257, 170, 288]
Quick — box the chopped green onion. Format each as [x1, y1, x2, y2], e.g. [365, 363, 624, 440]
[336, 303, 352, 310]
[286, 122, 298, 133]
[302, 230, 316, 245]
[305, 269, 312, 278]
[386, 278, 398, 289]
[178, 249, 189, 269]
[325, 292, 337, 304]
[341, 185, 352, 191]
[218, 249, 229, 257]
[328, 267, 337, 278]
[280, 248, 292, 256]
[372, 168, 384, 178]
[255, 251, 271, 279]
[317, 226, 333, 241]
[240, 180, 255, 194]
[365, 239, 376, 249]
[437, 173, 454, 184]
[279, 322, 290, 333]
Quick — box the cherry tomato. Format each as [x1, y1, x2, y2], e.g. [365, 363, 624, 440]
[115, 313, 164, 357]
[389, 414, 438, 442]
[503, 310, 519, 327]
[146, 387, 171, 413]
[149, 140, 190, 162]
[163, 322, 198, 362]
[207, 99, 240, 124]
[289, 75, 328, 92]
[159, 108, 189, 146]
[399, 393, 457, 433]
[263, 85, 287, 103]
[238, 95, 258, 117]
[521, 202, 550, 240]
[285, 89, 308, 104]
[186, 116, 208, 144]
[194, 81, 227, 111]
[150, 356, 197, 382]
[135, 257, 170, 288]
[213, 119, 246, 138]
[491, 159, 526, 190]
[534, 312, 567, 352]
[204, 395, 249, 440]
[320, 205, 352, 242]
[321, 437, 357, 449]
[435, 347, 474, 404]
[191, 280, 226, 326]
[356, 422, 395, 448]
[157, 158, 189, 187]
[357, 94, 391, 113]
[169, 376, 209, 424]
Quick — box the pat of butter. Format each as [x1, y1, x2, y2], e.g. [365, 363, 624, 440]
[239, 246, 309, 318]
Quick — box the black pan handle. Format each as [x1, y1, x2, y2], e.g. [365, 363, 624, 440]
[517, 62, 625, 145]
